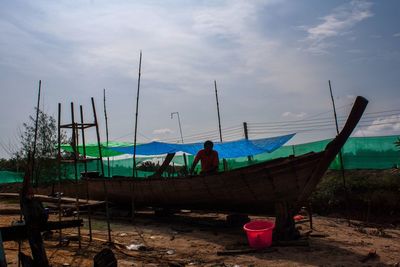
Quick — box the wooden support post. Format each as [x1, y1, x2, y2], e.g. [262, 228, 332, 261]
[20, 153, 50, 266]
[273, 201, 300, 241]
[131, 182, 135, 223]
[91, 97, 111, 244]
[70, 102, 82, 249]
[0, 232, 6, 267]
[307, 203, 313, 230]
[80, 105, 92, 241]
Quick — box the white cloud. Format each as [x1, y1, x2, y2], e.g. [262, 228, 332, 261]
[354, 115, 400, 136]
[393, 33, 400, 38]
[302, 0, 373, 54]
[281, 111, 307, 119]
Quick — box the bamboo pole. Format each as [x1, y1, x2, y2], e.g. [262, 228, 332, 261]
[214, 80, 223, 143]
[328, 80, 350, 226]
[243, 122, 252, 161]
[131, 51, 142, 221]
[18, 80, 42, 266]
[32, 80, 41, 187]
[70, 102, 82, 249]
[91, 97, 111, 244]
[133, 51, 142, 178]
[80, 105, 92, 241]
[214, 80, 227, 171]
[103, 89, 110, 178]
[57, 103, 63, 243]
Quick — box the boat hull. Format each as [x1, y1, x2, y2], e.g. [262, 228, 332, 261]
[24, 152, 323, 213]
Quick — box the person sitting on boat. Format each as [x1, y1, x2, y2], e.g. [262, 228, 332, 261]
[190, 140, 219, 175]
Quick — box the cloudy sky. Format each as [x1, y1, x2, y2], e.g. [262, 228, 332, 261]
[0, 0, 399, 158]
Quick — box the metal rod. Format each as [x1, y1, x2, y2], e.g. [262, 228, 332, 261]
[103, 88, 110, 178]
[91, 97, 111, 244]
[57, 103, 62, 243]
[214, 80, 223, 143]
[70, 102, 82, 249]
[328, 80, 350, 225]
[171, 112, 184, 143]
[32, 80, 41, 187]
[133, 51, 142, 178]
[80, 105, 92, 241]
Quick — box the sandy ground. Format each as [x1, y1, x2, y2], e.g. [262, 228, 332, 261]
[1, 201, 400, 267]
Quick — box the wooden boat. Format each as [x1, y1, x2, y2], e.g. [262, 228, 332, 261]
[1, 96, 368, 240]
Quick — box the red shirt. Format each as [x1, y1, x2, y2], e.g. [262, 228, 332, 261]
[194, 149, 219, 173]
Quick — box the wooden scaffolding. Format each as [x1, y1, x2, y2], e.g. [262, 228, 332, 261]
[57, 97, 111, 246]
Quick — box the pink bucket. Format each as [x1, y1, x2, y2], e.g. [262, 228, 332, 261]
[243, 220, 275, 249]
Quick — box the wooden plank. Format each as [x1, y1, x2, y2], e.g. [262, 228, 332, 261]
[0, 220, 83, 242]
[0, 193, 103, 206]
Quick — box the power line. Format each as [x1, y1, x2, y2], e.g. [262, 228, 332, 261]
[248, 112, 400, 129]
[108, 107, 400, 144]
[249, 108, 400, 126]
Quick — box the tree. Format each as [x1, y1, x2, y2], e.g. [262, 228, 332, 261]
[15, 108, 67, 185]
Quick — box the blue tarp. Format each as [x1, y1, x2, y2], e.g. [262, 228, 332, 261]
[111, 133, 295, 158]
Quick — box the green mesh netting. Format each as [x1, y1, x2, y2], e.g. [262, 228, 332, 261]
[60, 141, 131, 157]
[0, 171, 24, 183]
[1, 135, 399, 184]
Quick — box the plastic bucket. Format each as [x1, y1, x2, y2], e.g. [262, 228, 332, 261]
[243, 220, 275, 249]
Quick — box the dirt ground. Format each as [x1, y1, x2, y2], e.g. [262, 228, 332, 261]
[1, 200, 400, 267]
